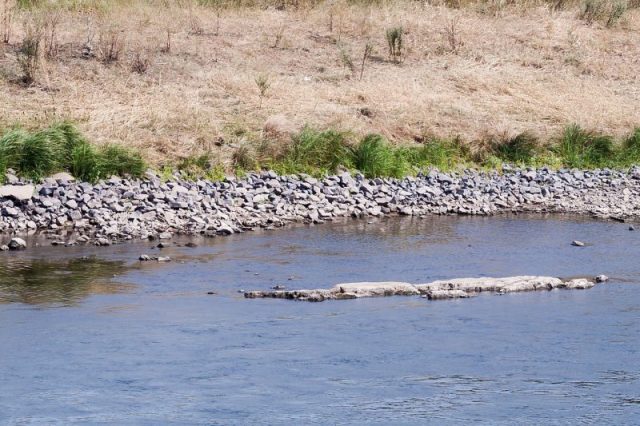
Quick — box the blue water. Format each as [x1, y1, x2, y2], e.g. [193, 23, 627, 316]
[1, 215, 639, 424]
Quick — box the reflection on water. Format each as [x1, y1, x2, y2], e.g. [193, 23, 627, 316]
[0, 256, 133, 306]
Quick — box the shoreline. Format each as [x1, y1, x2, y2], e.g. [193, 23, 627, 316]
[1, 167, 640, 248]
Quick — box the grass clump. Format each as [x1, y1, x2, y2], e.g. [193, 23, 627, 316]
[285, 128, 353, 174]
[385, 26, 403, 63]
[17, 24, 41, 85]
[0, 122, 145, 182]
[617, 127, 640, 166]
[352, 134, 408, 178]
[98, 144, 145, 178]
[580, 0, 628, 26]
[554, 124, 614, 168]
[0, 128, 61, 180]
[493, 132, 540, 165]
[398, 138, 468, 171]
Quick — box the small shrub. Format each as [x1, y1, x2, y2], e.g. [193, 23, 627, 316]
[272, 23, 285, 48]
[130, 50, 150, 74]
[581, 0, 606, 23]
[385, 26, 403, 63]
[17, 24, 41, 84]
[160, 28, 172, 53]
[338, 43, 354, 74]
[2, 0, 15, 44]
[352, 134, 407, 178]
[442, 18, 463, 54]
[580, 0, 627, 26]
[98, 26, 124, 63]
[360, 42, 373, 81]
[232, 144, 257, 170]
[255, 74, 270, 108]
[607, 0, 627, 26]
[42, 8, 61, 59]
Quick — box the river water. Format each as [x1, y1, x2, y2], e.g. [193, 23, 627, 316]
[1, 215, 639, 425]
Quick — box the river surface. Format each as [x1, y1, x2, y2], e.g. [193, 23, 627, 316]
[1, 215, 639, 425]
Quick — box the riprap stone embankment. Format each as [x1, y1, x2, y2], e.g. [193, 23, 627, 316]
[1, 167, 640, 245]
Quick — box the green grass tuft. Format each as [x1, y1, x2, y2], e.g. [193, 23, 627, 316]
[352, 134, 408, 178]
[0, 123, 145, 182]
[554, 124, 614, 168]
[18, 132, 62, 180]
[285, 128, 353, 174]
[98, 144, 146, 178]
[494, 132, 539, 165]
[71, 141, 100, 183]
[398, 138, 468, 170]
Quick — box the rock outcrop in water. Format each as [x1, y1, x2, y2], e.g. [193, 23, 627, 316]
[244, 276, 598, 302]
[1, 166, 640, 246]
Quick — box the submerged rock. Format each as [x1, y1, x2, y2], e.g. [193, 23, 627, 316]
[244, 276, 598, 302]
[334, 282, 419, 297]
[8, 237, 27, 250]
[563, 278, 595, 289]
[423, 289, 473, 300]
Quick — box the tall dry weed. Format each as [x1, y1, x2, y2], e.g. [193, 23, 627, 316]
[17, 21, 41, 85]
[97, 25, 125, 63]
[2, 0, 15, 44]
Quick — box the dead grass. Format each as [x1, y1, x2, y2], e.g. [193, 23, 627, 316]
[1, 0, 639, 166]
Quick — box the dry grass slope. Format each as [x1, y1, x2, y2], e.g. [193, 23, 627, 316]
[1, 0, 639, 168]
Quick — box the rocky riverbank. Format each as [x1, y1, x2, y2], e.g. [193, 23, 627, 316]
[1, 167, 640, 247]
[244, 276, 601, 302]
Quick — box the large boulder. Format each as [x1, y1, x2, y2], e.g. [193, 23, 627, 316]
[0, 185, 34, 201]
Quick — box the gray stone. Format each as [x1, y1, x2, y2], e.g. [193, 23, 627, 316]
[2, 207, 19, 217]
[571, 240, 585, 247]
[50, 172, 75, 183]
[95, 238, 111, 246]
[244, 276, 596, 303]
[8, 237, 27, 250]
[0, 185, 34, 201]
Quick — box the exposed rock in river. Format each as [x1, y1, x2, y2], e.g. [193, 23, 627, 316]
[244, 276, 599, 302]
